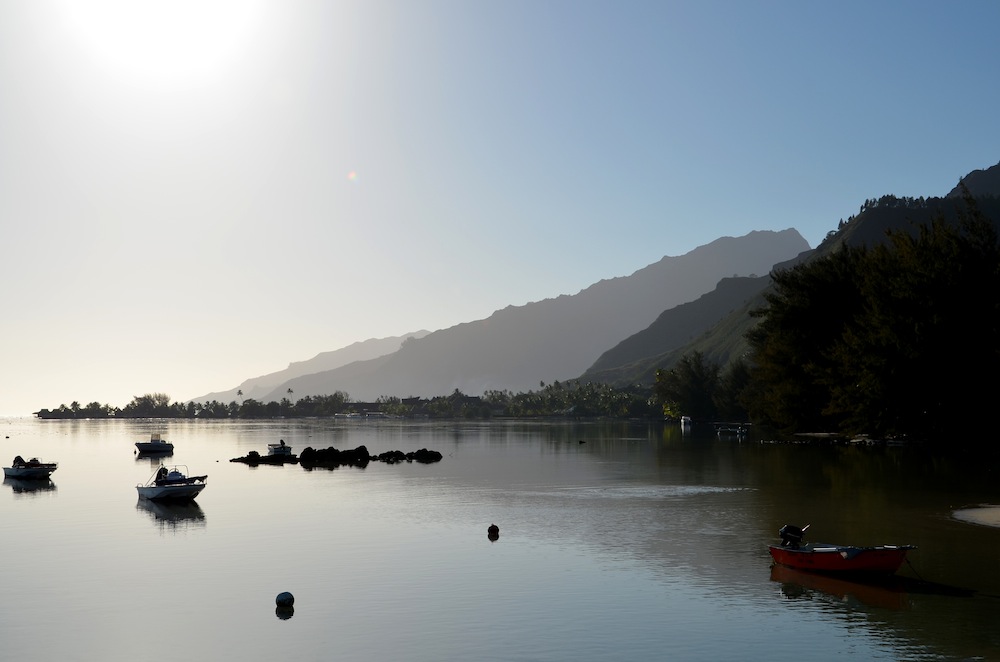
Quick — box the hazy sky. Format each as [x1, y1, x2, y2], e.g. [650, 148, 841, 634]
[2, 0, 999, 416]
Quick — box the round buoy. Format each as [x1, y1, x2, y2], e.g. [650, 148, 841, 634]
[276, 591, 294, 607]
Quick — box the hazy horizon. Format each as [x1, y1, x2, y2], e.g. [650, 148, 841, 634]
[3, 1, 1000, 416]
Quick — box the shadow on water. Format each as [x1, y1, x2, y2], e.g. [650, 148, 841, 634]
[771, 564, 976, 611]
[135, 450, 174, 466]
[136, 498, 206, 529]
[3, 476, 57, 494]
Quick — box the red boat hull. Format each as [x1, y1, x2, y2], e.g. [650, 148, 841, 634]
[769, 543, 914, 574]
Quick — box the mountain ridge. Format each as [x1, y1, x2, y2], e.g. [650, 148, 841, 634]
[190, 331, 430, 404]
[246, 229, 808, 402]
[182, 160, 1000, 407]
[584, 161, 1000, 390]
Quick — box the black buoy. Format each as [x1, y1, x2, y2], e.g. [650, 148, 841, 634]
[487, 523, 499, 541]
[275, 591, 295, 619]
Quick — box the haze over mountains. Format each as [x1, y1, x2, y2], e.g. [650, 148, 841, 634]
[191, 160, 1000, 406]
[192, 230, 808, 404]
[579, 273, 776, 388]
[194, 331, 432, 404]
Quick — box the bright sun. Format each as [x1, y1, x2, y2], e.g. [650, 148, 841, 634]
[53, 0, 268, 87]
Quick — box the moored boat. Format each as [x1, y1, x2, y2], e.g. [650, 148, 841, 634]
[3, 455, 58, 479]
[136, 465, 207, 501]
[135, 433, 174, 454]
[267, 440, 293, 457]
[229, 441, 298, 466]
[768, 524, 915, 575]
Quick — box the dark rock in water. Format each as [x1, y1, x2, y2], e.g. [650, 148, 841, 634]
[298, 445, 443, 469]
[374, 449, 407, 464]
[299, 444, 371, 469]
[410, 448, 443, 463]
[230, 449, 299, 465]
[373, 448, 444, 464]
[233, 445, 444, 470]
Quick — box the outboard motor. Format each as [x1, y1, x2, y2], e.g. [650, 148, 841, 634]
[778, 524, 809, 548]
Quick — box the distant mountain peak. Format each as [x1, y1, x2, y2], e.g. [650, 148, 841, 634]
[188, 330, 430, 404]
[252, 229, 809, 402]
[947, 160, 1000, 198]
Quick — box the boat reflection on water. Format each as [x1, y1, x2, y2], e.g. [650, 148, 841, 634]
[770, 564, 975, 611]
[771, 564, 912, 611]
[135, 451, 174, 467]
[135, 451, 174, 463]
[136, 498, 206, 530]
[4, 476, 57, 495]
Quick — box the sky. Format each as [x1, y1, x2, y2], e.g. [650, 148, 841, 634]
[2, 0, 999, 416]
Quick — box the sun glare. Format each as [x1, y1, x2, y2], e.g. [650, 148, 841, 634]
[53, 0, 268, 87]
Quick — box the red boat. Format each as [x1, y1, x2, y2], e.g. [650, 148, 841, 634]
[768, 524, 915, 575]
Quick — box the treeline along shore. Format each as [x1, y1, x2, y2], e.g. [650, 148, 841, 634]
[34, 381, 661, 422]
[34, 195, 1000, 453]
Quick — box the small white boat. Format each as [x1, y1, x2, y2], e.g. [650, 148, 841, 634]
[135, 433, 174, 454]
[267, 440, 293, 457]
[136, 465, 207, 501]
[3, 456, 58, 479]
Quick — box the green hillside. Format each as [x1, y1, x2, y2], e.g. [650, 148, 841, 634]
[584, 164, 1000, 393]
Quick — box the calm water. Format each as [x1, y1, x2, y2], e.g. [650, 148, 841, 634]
[2, 418, 999, 661]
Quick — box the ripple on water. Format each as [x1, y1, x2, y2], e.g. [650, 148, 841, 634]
[545, 485, 754, 499]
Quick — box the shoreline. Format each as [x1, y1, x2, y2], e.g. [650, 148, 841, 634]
[953, 505, 1000, 528]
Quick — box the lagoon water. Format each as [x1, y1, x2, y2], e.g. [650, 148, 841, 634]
[2, 417, 999, 661]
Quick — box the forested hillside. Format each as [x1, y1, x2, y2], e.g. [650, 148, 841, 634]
[580, 275, 771, 385]
[654, 188, 1000, 446]
[254, 229, 808, 402]
[602, 164, 1000, 399]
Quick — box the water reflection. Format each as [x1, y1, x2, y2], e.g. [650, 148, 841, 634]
[770, 564, 911, 611]
[770, 564, 976, 614]
[135, 450, 173, 465]
[136, 498, 206, 530]
[3, 476, 57, 495]
[2, 418, 998, 661]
